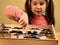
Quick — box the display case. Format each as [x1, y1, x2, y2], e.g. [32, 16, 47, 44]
[0, 24, 58, 45]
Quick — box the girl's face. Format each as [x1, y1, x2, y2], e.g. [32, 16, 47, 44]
[31, 0, 47, 16]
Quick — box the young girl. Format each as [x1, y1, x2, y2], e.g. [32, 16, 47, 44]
[25, 0, 55, 25]
[4, 0, 55, 30]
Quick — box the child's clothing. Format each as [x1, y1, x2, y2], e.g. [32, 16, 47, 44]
[4, 6, 48, 25]
[31, 15, 48, 25]
[4, 6, 23, 21]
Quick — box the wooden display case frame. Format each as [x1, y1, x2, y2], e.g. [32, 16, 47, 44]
[0, 24, 58, 45]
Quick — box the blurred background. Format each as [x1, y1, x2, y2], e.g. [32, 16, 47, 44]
[0, 0, 60, 32]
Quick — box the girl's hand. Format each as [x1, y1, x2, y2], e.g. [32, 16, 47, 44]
[18, 12, 28, 33]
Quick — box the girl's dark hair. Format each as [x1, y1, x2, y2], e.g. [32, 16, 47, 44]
[25, 0, 55, 26]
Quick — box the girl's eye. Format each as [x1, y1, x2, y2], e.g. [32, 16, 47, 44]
[40, 2, 44, 5]
[33, 3, 37, 5]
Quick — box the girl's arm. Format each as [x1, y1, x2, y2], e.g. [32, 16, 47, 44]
[4, 6, 23, 22]
[4, 6, 29, 32]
